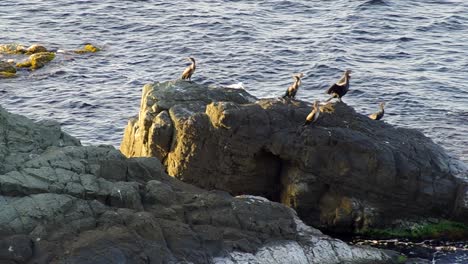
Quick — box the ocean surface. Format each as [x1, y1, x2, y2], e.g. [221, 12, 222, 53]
[0, 0, 467, 163]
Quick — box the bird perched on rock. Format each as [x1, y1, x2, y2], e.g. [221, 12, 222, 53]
[181, 57, 196, 81]
[282, 73, 304, 99]
[368, 102, 385, 120]
[326, 70, 352, 102]
[303, 100, 321, 126]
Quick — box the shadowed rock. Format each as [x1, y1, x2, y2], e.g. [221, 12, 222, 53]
[0, 61, 16, 78]
[121, 80, 468, 232]
[0, 105, 395, 263]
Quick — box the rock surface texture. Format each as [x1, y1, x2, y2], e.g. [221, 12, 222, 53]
[121, 80, 468, 232]
[0, 105, 395, 263]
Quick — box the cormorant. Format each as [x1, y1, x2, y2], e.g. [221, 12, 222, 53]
[303, 100, 321, 126]
[282, 73, 304, 99]
[368, 102, 385, 120]
[326, 70, 352, 102]
[181, 57, 196, 81]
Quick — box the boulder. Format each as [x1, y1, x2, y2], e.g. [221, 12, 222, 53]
[121, 80, 468, 232]
[0, 105, 396, 263]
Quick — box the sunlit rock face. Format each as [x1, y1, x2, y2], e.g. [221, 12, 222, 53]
[0, 105, 396, 263]
[121, 80, 468, 232]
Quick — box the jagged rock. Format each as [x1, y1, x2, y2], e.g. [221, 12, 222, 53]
[0, 105, 397, 263]
[121, 80, 468, 232]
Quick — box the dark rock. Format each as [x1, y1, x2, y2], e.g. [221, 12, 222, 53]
[0, 103, 395, 263]
[121, 80, 468, 232]
[0, 235, 33, 263]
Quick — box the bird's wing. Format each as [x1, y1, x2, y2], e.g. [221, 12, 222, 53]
[306, 109, 316, 121]
[181, 67, 191, 79]
[326, 83, 339, 94]
[368, 113, 377, 120]
[377, 111, 384, 120]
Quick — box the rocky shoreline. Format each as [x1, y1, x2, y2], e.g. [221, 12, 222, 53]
[121, 80, 468, 232]
[0, 105, 399, 263]
[1, 79, 467, 263]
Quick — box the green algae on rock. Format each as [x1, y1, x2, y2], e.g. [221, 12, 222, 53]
[358, 219, 468, 240]
[0, 44, 48, 55]
[25, 44, 48, 54]
[16, 52, 56, 70]
[74, 43, 101, 54]
[0, 43, 27, 54]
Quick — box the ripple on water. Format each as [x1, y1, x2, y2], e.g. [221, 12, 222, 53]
[0, 0, 466, 164]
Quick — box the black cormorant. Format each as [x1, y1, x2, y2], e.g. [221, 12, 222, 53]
[326, 70, 352, 102]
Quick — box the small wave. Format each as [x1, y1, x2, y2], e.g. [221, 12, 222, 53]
[398, 37, 415, 42]
[358, 0, 390, 9]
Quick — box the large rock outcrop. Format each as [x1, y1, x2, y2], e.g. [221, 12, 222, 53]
[121, 80, 468, 232]
[0, 105, 396, 263]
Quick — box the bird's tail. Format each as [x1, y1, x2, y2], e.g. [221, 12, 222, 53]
[302, 121, 310, 126]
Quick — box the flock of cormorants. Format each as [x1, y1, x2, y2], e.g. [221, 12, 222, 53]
[180, 57, 385, 125]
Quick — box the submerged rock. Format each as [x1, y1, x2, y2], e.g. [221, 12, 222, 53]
[25, 44, 48, 54]
[74, 43, 101, 54]
[0, 61, 16, 78]
[121, 80, 468, 232]
[16, 52, 55, 70]
[0, 44, 47, 55]
[0, 105, 396, 263]
[0, 44, 27, 54]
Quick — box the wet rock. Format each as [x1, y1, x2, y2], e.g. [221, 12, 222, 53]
[0, 44, 27, 54]
[0, 104, 396, 263]
[16, 52, 56, 69]
[26, 44, 48, 54]
[74, 43, 101, 54]
[121, 80, 468, 232]
[0, 61, 16, 78]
